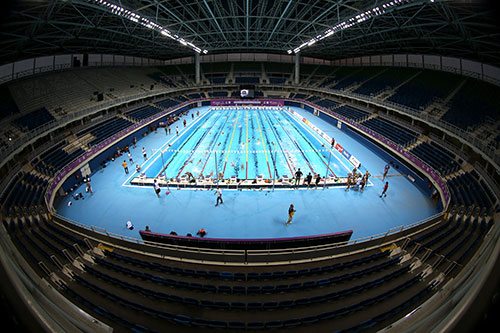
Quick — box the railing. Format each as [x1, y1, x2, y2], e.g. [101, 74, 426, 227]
[52, 211, 444, 264]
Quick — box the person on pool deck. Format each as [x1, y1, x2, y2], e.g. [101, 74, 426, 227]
[286, 204, 296, 226]
[122, 160, 129, 174]
[294, 168, 303, 188]
[345, 173, 352, 191]
[315, 174, 321, 189]
[306, 173, 313, 187]
[382, 163, 390, 181]
[85, 177, 93, 195]
[331, 137, 335, 148]
[380, 181, 389, 198]
[126, 221, 134, 230]
[153, 179, 161, 198]
[215, 186, 223, 206]
[360, 175, 367, 192]
[142, 147, 147, 160]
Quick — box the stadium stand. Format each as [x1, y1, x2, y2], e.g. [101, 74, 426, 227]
[442, 79, 500, 131]
[361, 117, 418, 147]
[0, 61, 498, 333]
[353, 68, 420, 96]
[12, 107, 55, 132]
[387, 70, 461, 111]
[410, 141, 460, 176]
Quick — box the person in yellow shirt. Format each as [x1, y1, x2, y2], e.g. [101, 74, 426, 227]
[286, 204, 296, 226]
[122, 160, 128, 174]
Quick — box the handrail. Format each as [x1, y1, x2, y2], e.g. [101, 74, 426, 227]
[51, 209, 443, 262]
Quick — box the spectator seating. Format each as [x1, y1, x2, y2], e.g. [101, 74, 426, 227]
[442, 79, 500, 130]
[155, 99, 178, 110]
[233, 62, 261, 73]
[353, 68, 419, 96]
[447, 172, 497, 214]
[387, 71, 460, 111]
[208, 91, 228, 98]
[209, 77, 226, 85]
[2, 172, 48, 214]
[125, 106, 163, 121]
[235, 77, 260, 84]
[0, 84, 20, 120]
[3, 210, 490, 333]
[333, 105, 370, 122]
[315, 99, 339, 110]
[268, 77, 286, 85]
[88, 118, 134, 146]
[410, 141, 460, 176]
[331, 67, 383, 90]
[148, 73, 177, 88]
[12, 107, 55, 132]
[362, 117, 417, 147]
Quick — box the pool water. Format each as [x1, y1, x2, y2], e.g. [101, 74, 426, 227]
[143, 107, 350, 181]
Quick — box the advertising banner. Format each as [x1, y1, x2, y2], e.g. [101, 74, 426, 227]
[210, 99, 284, 106]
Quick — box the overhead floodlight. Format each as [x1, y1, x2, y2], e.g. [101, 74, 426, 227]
[288, 0, 416, 54]
[88, 0, 207, 54]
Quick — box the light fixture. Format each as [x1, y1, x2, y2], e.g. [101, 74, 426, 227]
[88, 0, 207, 54]
[287, 0, 414, 54]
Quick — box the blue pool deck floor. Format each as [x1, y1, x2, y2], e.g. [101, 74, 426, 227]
[55, 106, 440, 241]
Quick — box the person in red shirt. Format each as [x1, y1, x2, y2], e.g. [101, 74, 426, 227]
[380, 182, 389, 198]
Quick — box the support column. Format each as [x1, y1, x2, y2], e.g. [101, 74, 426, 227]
[195, 52, 200, 85]
[294, 53, 300, 85]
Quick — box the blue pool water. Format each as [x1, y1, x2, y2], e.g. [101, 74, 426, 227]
[141, 107, 350, 181]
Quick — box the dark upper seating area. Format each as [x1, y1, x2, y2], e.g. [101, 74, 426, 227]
[353, 68, 419, 96]
[208, 91, 228, 98]
[148, 73, 177, 88]
[362, 117, 417, 147]
[333, 105, 370, 122]
[235, 77, 260, 84]
[88, 118, 134, 146]
[1, 172, 48, 215]
[155, 99, 178, 110]
[209, 77, 226, 85]
[12, 107, 55, 132]
[447, 172, 498, 214]
[125, 106, 163, 121]
[387, 71, 460, 111]
[38, 146, 86, 175]
[0, 84, 20, 120]
[315, 98, 339, 110]
[232, 62, 261, 73]
[441, 79, 500, 131]
[410, 141, 460, 176]
[331, 67, 383, 91]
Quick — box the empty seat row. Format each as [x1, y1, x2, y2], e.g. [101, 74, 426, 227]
[94, 255, 401, 295]
[103, 249, 390, 281]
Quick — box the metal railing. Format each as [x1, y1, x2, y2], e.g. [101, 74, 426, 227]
[51, 211, 444, 264]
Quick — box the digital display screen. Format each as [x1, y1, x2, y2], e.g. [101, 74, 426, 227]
[240, 89, 254, 98]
